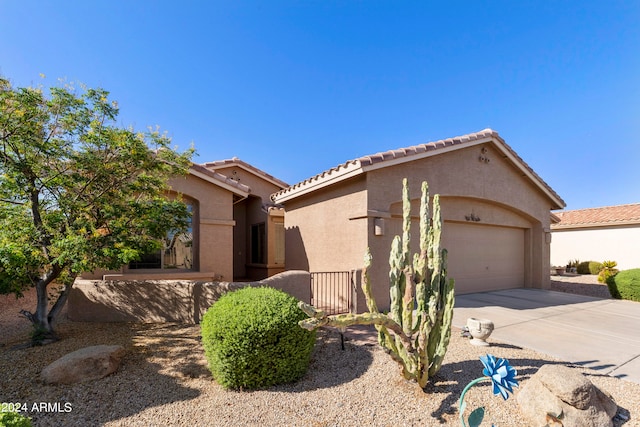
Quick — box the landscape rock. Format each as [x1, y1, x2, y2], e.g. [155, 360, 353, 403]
[517, 364, 617, 427]
[41, 345, 125, 384]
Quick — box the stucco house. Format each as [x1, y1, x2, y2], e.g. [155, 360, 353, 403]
[272, 129, 566, 311]
[80, 158, 288, 282]
[551, 203, 640, 270]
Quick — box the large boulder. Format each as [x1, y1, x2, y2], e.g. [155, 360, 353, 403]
[517, 364, 617, 427]
[41, 345, 125, 384]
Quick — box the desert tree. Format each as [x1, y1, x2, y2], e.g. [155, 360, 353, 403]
[0, 76, 193, 341]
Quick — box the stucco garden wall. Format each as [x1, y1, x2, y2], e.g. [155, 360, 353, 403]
[68, 270, 311, 323]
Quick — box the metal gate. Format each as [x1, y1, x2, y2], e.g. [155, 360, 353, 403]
[310, 271, 356, 315]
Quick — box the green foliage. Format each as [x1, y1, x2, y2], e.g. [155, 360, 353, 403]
[299, 179, 455, 389]
[576, 261, 592, 275]
[0, 409, 32, 427]
[588, 261, 603, 275]
[598, 260, 618, 283]
[201, 286, 316, 390]
[0, 75, 193, 334]
[606, 268, 640, 301]
[566, 259, 580, 268]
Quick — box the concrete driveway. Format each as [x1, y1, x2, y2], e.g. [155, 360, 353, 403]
[453, 289, 640, 384]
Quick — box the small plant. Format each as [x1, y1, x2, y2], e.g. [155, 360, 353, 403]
[200, 286, 315, 390]
[459, 354, 519, 426]
[606, 268, 640, 301]
[598, 260, 618, 283]
[576, 261, 592, 275]
[565, 259, 580, 270]
[0, 407, 33, 427]
[588, 261, 603, 275]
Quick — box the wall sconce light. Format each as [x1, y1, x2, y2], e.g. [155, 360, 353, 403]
[374, 218, 385, 236]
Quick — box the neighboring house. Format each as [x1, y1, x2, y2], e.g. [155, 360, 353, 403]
[272, 129, 565, 311]
[551, 203, 640, 270]
[80, 158, 288, 282]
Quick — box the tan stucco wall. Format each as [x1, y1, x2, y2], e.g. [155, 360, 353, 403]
[68, 271, 311, 323]
[283, 175, 369, 273]
[551, 226, 640, 270]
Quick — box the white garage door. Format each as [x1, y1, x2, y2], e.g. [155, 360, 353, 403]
[442, 222, 525, 294]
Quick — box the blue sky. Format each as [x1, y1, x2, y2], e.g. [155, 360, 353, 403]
[1, 1, 638, 210]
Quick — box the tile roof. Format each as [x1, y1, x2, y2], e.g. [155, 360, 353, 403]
[552, 203, 640, 229]
[203, 157, 289, 189]
[272, 128, 565, 209]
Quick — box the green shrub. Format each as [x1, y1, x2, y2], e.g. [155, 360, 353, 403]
[0, 409, 32, 427]
[598, 260, 618, 283]
[201, 286, 316, 390]
[576, 261, 592, 274]
[606, 268, 640, 301]
[588, 261, 603, 275]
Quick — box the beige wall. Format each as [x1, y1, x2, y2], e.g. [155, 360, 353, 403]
[551, 226, 640, 270]
[68, 271, 311, 323]
[283, 175, 369, 273]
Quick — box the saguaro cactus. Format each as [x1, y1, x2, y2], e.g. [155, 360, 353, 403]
[299, 178, 455, 389]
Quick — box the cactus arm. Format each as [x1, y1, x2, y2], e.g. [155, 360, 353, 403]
[361, 248, 379, 313]
[298, 302, 415, 352]
[400, 179, 414, 336]
[428, 277, 455, 377]
[388, 235, 403, 323]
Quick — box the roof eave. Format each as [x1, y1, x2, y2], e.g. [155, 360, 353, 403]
[272, 163, 364, 203]
[188, 166, 251, 198]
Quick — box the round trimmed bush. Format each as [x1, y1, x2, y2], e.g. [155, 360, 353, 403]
[588, 261, 603, 275]
[606, 268, 640, 301]
[201, 286, 316, 390]
[576, 261, 592, 275]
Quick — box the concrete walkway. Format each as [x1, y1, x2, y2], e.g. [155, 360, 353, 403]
[453, 289, 640, 384]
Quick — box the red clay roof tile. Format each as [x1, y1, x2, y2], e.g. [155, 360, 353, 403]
[552, 203, 640, 229]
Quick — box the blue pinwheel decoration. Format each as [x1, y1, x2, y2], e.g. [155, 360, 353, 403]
[459, 354, 519, 427]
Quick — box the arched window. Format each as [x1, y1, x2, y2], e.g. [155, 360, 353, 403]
[129, 203, 194, 270]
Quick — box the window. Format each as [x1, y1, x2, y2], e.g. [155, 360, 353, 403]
[251, 222, 266, 264]
[129, 203, 193, 270]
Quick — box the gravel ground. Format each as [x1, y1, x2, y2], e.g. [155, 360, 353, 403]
[1, 278, 638, 427]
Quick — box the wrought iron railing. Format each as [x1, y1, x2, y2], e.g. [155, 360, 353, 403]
[310, 271, 356, 315]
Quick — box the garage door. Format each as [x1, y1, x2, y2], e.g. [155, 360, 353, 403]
[442, 222, 524, 294]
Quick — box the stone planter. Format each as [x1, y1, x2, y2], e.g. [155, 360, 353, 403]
[466, 317, 494, 346]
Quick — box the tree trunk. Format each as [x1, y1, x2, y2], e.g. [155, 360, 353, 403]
[29, 266, 64, 342]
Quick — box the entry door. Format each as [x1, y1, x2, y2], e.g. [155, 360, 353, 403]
[442, 222, 525, 294]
